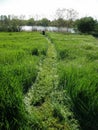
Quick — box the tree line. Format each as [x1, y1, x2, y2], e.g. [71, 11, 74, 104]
[0, 8, 98, 35]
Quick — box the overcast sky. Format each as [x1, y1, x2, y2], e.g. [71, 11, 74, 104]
[0, 0, 98, 20]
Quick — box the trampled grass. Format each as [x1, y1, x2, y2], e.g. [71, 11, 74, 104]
[0, 32, 49, 129]
[24, 36, 79, 130]
[47, 32, 98, 130]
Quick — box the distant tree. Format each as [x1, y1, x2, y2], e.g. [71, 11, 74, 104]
[35, 18, 50, 26]
[55, 8, 67, 27]
[55, 8, 78, 30]
[27, 18, 35, 26]
[40, 18, 50, 26]
[55, 8, 66, 19]
[65, 9, 78, 31]
[0, 15, 9, 31]
[57, 18, 67, 27]
[8, 15, 23, 32]
[10, 19, 20, 31]
[76, 17, 96, 34]
[0, 15, 23, 32]
[65, 9, 78, 21]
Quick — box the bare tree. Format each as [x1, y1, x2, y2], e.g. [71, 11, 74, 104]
[55, 8, 66, 19]
[55, 8, 78, 32]
[66, 8, 78, 32]
[66, 9, 78, 20]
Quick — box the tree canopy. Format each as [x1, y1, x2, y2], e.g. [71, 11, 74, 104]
[0, 13, 98, 34]
[76, 17, 97, 34]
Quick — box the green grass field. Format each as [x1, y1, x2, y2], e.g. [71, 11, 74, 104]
[0, 32, 98, 130]
[0, 32, 49, 129]
[48, 32, 98, 130]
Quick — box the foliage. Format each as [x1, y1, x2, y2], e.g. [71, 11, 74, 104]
[0, 14, 76, 32]
[0, 15, 22, 32]
[27, 18, 35, 26]
[76, 17, 96, 34]
[1, 14, 98, 34]
[36, 18, 50, 26]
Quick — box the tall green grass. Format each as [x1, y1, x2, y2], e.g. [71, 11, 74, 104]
[48, 32, 98, 130]
[0, 32, 48, 129]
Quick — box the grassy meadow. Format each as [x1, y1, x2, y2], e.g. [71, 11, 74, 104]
[48, 32, 98, 130]
[0, 31, 98, 130]
[0, 32, 49, 129]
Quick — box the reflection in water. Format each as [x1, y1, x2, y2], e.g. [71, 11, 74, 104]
[21, 26, 75, 33]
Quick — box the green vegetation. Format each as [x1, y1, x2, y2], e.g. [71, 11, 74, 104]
[1, 14, 98, 36]
[75, 17, 98, 35]
[1, 31, 98, 130]
[47, 32, 98, 130]
[24, 37, 79, 130]
[0, 32, 48, 129]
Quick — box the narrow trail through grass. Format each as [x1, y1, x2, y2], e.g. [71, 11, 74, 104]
[24, 34, 79, 129]
[24, 36, 58, 111]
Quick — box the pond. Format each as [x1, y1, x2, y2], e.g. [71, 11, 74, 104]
[21, 26, 75, 33]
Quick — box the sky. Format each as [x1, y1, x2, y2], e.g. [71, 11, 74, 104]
[0, 0, 98, 20]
